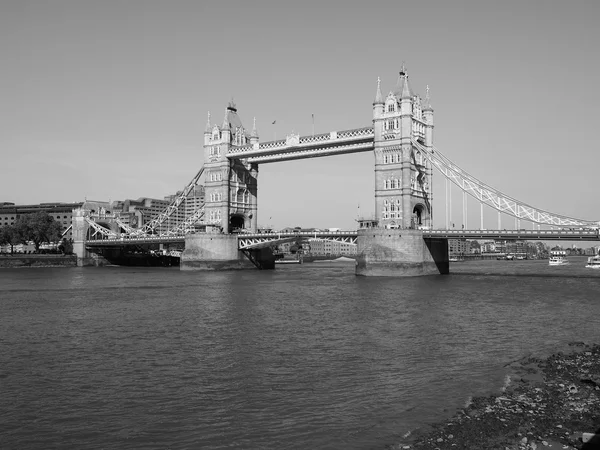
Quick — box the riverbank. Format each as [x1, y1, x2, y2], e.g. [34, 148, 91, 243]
[392, 342, 600, 449]
[0, 254, 77, 268]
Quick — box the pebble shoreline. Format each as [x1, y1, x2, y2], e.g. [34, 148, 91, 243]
[391, 342, 600, 450]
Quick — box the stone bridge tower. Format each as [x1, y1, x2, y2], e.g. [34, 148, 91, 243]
[203, 102, 259, 234]
[372, 67, 434, 229]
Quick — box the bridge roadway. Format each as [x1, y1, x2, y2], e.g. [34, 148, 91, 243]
[85, 228, 600, 249]
[423, 229, 600, 240]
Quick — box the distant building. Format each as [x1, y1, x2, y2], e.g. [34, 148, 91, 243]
[308, 238, 357, 256]
[494, 240, 507, 254]
[480, 241, 496, 253]
[448, 239, 468, 258]
[505, 240, 527, 256]
[0, 200, 110, 240]
[113, 186, 205, 232]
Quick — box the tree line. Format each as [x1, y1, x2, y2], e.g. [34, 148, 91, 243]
[0, 211, 72, 254]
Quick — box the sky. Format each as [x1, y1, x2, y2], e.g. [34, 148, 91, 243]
[1, 0, 599, 231]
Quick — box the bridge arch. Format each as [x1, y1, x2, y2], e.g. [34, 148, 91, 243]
[413, 203, 427, 227]
[229, 214, 245, 232]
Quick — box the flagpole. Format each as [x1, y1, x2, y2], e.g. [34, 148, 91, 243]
[312, 114, 314, 136]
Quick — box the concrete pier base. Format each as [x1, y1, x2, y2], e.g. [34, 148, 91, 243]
[356, 229, 449, 277]
[181, 234, 275, 270]
[73, 240, 97, 266]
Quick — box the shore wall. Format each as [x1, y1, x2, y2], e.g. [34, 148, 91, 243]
[0, 255, 77, 268]
[356, 229, 449, 276]
[181, 234, 273, 270]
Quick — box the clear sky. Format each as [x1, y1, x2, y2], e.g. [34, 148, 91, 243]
[1, 0, 599, 231]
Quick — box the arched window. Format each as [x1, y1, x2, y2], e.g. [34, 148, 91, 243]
[387, 103, 395, 113]
[416, 150, 422, 165]
[394, 179, 399, 189]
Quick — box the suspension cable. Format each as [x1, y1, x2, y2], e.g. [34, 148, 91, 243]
[412, 140, 598, 229]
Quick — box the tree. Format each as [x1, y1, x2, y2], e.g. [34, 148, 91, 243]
[14, 212, 63, 252]
[0, 225, 21, 254]
[57, 238, 73, 255]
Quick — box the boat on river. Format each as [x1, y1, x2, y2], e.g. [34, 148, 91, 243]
[274, 253, 302, 264]
[585, 253, 600, 269]
[548, 250, 569, 266]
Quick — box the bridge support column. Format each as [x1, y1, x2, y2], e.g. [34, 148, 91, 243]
[356, 229, 448, 276]
[72, 209, 96, 266]
[181, 233, 275, 270]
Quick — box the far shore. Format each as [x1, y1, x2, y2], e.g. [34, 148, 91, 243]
[0, 254, 76, 268]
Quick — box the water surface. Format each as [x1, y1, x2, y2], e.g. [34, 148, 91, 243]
[1, 259, 599, 449]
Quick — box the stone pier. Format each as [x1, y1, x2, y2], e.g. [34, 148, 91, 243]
[181, 233, 275, 270]
[356, 229, 448, 277]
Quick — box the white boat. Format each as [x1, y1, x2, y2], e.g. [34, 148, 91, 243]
[585, 253, 600, 269]
[549, 250, 569, 266]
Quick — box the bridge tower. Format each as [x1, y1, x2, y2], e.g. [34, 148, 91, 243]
[357, 67, 446, 277]
[203, 101, 259, 234]
[372, 67, 434, 229]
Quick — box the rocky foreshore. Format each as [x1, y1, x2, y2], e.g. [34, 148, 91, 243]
[392, 342, 600, 450]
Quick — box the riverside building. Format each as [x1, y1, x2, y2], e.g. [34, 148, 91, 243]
[0, 200, 110, 240]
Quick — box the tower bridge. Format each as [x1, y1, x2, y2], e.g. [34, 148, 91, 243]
[77, 66, 599, 275]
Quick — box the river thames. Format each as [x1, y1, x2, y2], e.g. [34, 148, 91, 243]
[1, 258, 599, 449]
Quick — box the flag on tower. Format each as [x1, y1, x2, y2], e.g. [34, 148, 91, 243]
[272, 120, 276, 125]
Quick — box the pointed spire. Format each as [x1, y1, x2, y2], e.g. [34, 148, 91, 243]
[205, 111, 211, 133]
[400, 61, 406, 76]
[221, 108, 229, 130]
[228, 97, 237, 112]
[374, 76, 383, 104]
[251, 117, 258, 137]
[394, 72, 403, 96]
[423, 84, 433, 111]
[394, 63, 412, 99]
[400, 74, 412, 100]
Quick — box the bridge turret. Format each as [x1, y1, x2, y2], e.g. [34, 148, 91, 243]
[220, 108, 231, 143]
[423, 86, 434, 148]
[421, 86, 434, 227]
[398, 69, 413, 117]
[372, 77, 384, 140]
[204, 111, 212, 146]
[250, 117, 259, 145]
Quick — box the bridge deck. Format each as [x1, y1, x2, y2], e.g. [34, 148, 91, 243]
[84, 228, 600, 248]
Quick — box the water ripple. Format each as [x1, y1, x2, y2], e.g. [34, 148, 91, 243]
[1, 260, 599, 449]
